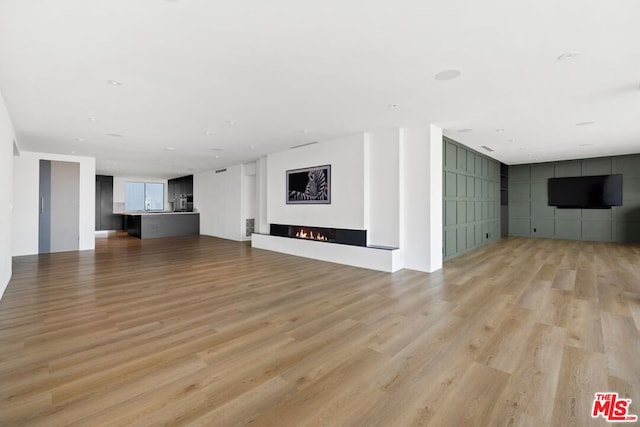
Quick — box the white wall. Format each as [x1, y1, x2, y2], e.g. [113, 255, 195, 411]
[367, 129, 402, 248]
[12, 151, 95, 256]
[257, 126, 443, 273]
[242, 162, 257, 241]
[267, 133, 367, 230]
[402, 126, 443, 272]
[112, 176, 169, 211]
[0, 90, 15, 299]
[194, 126, 443, 273]
[194, 164, 244, 241]
[256, 156, 269, 234]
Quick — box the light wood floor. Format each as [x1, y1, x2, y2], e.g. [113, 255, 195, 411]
[1, 234, 639, 426]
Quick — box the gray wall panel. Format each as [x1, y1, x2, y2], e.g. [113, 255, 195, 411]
[582, 158, 611, 175]
[511, 183, 530, 200]
[555, 161, 582, 177]
[445, 143, 457, 170]
[445, 229, 456, 257]
[532, 219, 554, 237]
[555, 208, 581, 219]
[582, 220, 612, 242]
[456, 227, 467, 252]
[509, 154, 640, 243]
[582, 209, 611, 220]
[445, 172, 457, 197]
[509, 165, 530, 182]
[613, 155, 640, 176]
[457, 201, 467, 223]
[555, 220, 582, 239]
[443, 137, 501, 260]
[445, 201, 457, 226]
[614, 222, 640, 243]
[509, 218, 530, 236]
[613, 205, 640, 221]
[531, 163, 555, 181]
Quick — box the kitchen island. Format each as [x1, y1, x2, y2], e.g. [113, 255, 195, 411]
[125, 212, 200, 239]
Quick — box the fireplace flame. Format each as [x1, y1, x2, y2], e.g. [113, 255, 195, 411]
[295, 228, 328, 241]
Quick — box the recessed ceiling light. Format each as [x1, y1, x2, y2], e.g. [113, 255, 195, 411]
[87, 117, 97, 122]
[70, 150, 76, 154]
[388, 103, 400, 109]
[457, 128, 473, 133]
[106, 80, 123, 86]
[203, 131, 213, 136]
[557, 51, 580, 61]
[165, 147, 176, 151]
[76, 137, 85, 142]
[495, 128, 504, 133]
[227, 120, 237, 125]
[508, 138, 517, 143]
[250, 144, 255, 149]
[435, 69, 461, 81]
[301, 129, 309, 134]
[215, 155, 220, 159]
[576, 121, 595, 126]
[107, 133, 123, 138]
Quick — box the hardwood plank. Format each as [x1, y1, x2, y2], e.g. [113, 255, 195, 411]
[486, 322, 566, 425]
[551, 345, 609, 427]
[426, 362, 510, 426]
[601, 311, 640, 384]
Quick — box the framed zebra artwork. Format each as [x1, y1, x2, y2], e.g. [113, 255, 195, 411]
[286, 165, 331, 204]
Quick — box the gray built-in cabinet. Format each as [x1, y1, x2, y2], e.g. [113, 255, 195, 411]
[509, 154, 640, 243]
[443, 137, 501, 260]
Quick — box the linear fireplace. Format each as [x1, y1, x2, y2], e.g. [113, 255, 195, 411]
[270, 224, 367, 247]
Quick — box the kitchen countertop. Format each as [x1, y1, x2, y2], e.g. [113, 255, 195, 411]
[116, 211, 199, 215]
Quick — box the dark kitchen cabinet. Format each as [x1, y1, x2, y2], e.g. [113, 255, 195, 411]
[95, 175, 114, 230]
[168, 175, 194, 204]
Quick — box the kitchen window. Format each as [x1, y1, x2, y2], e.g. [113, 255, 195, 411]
[125, 182, 164, 211]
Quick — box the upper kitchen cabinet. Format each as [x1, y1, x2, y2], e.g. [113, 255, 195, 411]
[168, 175, 193, 201]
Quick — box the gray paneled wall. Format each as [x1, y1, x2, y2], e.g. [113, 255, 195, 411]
[443, 137, 501, 260]
[509, 154, 640, 243]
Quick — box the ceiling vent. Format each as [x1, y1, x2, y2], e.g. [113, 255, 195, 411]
[291, 141, 318, 149]
[481, 145, 494, 152]
[215, 168, 227, 173]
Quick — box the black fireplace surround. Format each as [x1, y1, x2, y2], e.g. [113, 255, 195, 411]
[270, 224, 367, 247]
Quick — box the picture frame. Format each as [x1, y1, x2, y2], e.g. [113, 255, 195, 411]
[286, 165, 331, 204]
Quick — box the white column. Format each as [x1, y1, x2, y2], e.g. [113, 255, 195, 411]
[402, 125, 443, 272]
[256, 156, 269, 234]
[427, 124, 443, 271]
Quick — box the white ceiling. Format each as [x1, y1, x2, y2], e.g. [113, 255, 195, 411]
[0, 0, 639, 179]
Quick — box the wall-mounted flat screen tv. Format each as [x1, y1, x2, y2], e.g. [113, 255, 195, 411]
[548, 174, 622, 209]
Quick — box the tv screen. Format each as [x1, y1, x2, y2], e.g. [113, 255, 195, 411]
[548, 174, 622, 209]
